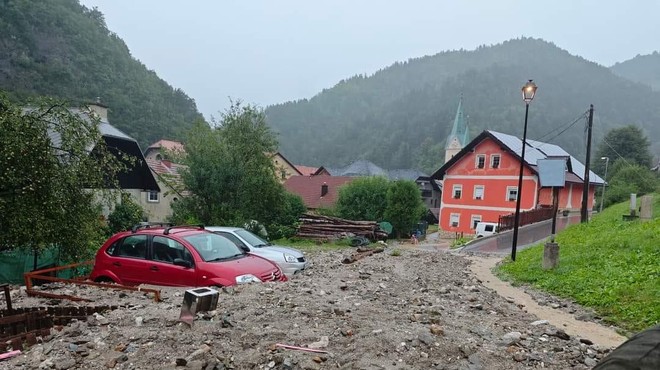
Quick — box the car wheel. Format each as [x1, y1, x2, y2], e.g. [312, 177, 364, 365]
[94, 276, 116, 284]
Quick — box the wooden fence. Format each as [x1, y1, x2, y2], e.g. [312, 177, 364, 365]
[498, 206, 556, 232]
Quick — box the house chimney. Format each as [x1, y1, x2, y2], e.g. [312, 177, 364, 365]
[87, 97, 108, 121]
[321, 183, 328, 197]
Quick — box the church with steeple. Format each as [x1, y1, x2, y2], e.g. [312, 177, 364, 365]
[444, 97, 470, 163]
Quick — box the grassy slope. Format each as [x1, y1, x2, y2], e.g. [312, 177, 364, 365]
[497, 194, 660, 333]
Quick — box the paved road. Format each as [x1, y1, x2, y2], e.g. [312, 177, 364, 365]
[460, 214, 582, 255]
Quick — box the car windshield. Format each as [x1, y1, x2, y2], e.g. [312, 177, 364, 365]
[183, 233, 245, 262]
[235, 229, 270, 248]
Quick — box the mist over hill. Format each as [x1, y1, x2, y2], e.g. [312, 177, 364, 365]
[266, 38, 660, 173]
[0, 0, 203, 148]
[611, 52, 660, 91]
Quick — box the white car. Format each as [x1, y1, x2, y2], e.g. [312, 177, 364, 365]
[475, 222, 499, 238]
[205, 226, 307, 276]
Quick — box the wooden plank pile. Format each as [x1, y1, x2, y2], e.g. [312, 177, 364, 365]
[296, 213, 388, 241]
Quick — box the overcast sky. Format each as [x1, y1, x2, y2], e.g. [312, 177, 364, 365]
[80, 0, 659, 119]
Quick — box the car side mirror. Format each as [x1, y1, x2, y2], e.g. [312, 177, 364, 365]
[239, 245, 250, 253]
[173, 258, 192, 268]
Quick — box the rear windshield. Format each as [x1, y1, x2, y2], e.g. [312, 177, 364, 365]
[183, 233, 245, 262]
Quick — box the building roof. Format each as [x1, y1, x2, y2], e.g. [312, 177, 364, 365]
[388, 169, 428, 181]
[283, 176, 356, 209]
[416, 176, 442, 191]
[147, 139, 185, 152]
[325, 160, 426, 180]
[29, 106, 160, 191]
[146, 159, 188, 196]
[445, 97, 470, 149]
[431, 130, 605, 185]
[295, 165, 319, 176]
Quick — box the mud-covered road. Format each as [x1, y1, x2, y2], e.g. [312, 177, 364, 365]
[3, 249, 618, 369]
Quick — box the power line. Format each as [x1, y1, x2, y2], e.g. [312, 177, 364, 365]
[533, 110, 588, 148]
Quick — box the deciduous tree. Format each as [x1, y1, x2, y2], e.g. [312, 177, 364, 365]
[383, 180, 426, 238]
[172, 102, 302, 236]
[594, 125, 653, 176]
[335, 177, 390, 221]
[0, 94, 123, 260]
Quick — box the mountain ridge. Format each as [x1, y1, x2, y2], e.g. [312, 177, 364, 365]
[265, 38, 660, 172]
[0, 0, 204, 148]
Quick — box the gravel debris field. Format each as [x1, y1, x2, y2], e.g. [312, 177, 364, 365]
[2, 248, 615, 369]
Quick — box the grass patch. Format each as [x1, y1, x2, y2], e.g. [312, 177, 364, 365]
[451, 236, 473, 249]
[497, 194, 660, 333]
[270, 237, 354, 252]
[390, 249, 402, 256]
[427, 224, 439, 234]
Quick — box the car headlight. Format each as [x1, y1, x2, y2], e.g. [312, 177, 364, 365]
[235, 274, 261, 284]
[284, 253, 297, 263]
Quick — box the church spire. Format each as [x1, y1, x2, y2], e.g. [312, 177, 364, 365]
[444, 95, 470, 163]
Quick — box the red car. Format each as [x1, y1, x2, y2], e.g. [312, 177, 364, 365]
[90, 224, 286, 287]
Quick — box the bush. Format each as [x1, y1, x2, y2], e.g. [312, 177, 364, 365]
[108, 194, 144, 233]
[336, 176, 390, 221]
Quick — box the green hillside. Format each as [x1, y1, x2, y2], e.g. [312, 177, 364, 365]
[0, 0, 203, 147]
[611, 52, 660, 91]
[265, 38, 660, 172]
[497, 195, 660, 333]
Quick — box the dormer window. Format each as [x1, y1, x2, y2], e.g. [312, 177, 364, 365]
[476, 155, 486, 169]
[491, 155, 500, 169]
[155, 153, 163, 161]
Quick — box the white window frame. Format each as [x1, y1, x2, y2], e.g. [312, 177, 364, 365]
[475, 154, 486, 169]
[471, 215, 482, 229]
[450, 213, 460, 228]
[147, 191, 159, 203]
[491, 154, 501, 169]
[473, 185, 485, 200]
[506, 186, 518, 202]
[452, 184, 462, 199]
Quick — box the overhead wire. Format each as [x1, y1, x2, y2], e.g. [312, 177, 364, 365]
[532, 110, 588, 149]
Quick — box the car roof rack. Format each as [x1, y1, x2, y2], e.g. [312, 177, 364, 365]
[131, 222, 174, 233]
[164, 224, 205, 235]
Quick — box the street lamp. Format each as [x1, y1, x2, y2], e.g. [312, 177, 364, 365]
[599, 156, 610, 212]
[511, 80, 538, 261]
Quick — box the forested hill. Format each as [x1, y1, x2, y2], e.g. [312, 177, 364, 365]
[611, 52, 660, 91]
[0, 0, 203, 148]
[265, 38, 660, 173]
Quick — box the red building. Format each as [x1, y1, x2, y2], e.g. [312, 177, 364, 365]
[431, 130, 604, 234]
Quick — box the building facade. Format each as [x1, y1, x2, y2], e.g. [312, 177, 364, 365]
[432, 130, 604, 234]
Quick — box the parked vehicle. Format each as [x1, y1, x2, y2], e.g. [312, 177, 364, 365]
[475, 222, 499, 238]
[205, 226, 308, 276]
[90, 224, 286, 287]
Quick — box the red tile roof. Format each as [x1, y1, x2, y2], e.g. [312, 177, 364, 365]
[295, 165, 319, 176]
[284, 176, 356, 209]
[147, 139, 184, 152]
[146, 158, 188, 195]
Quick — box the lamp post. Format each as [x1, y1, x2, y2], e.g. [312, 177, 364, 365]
[511, 80, 538, 261]
[599, 156, 610, 212]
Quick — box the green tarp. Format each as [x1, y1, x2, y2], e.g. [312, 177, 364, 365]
[0, 247, 61, 284]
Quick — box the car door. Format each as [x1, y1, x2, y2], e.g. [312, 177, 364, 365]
[147, 235, 198, 287]
[111, 234, 149, 285]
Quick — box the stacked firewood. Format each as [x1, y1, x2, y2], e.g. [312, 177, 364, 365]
[296, 213, 388, 241]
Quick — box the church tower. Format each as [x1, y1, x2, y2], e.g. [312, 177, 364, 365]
[444, 96, 470, 163]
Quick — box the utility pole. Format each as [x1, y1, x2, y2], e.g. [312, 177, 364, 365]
[581, 104, 594, 223]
